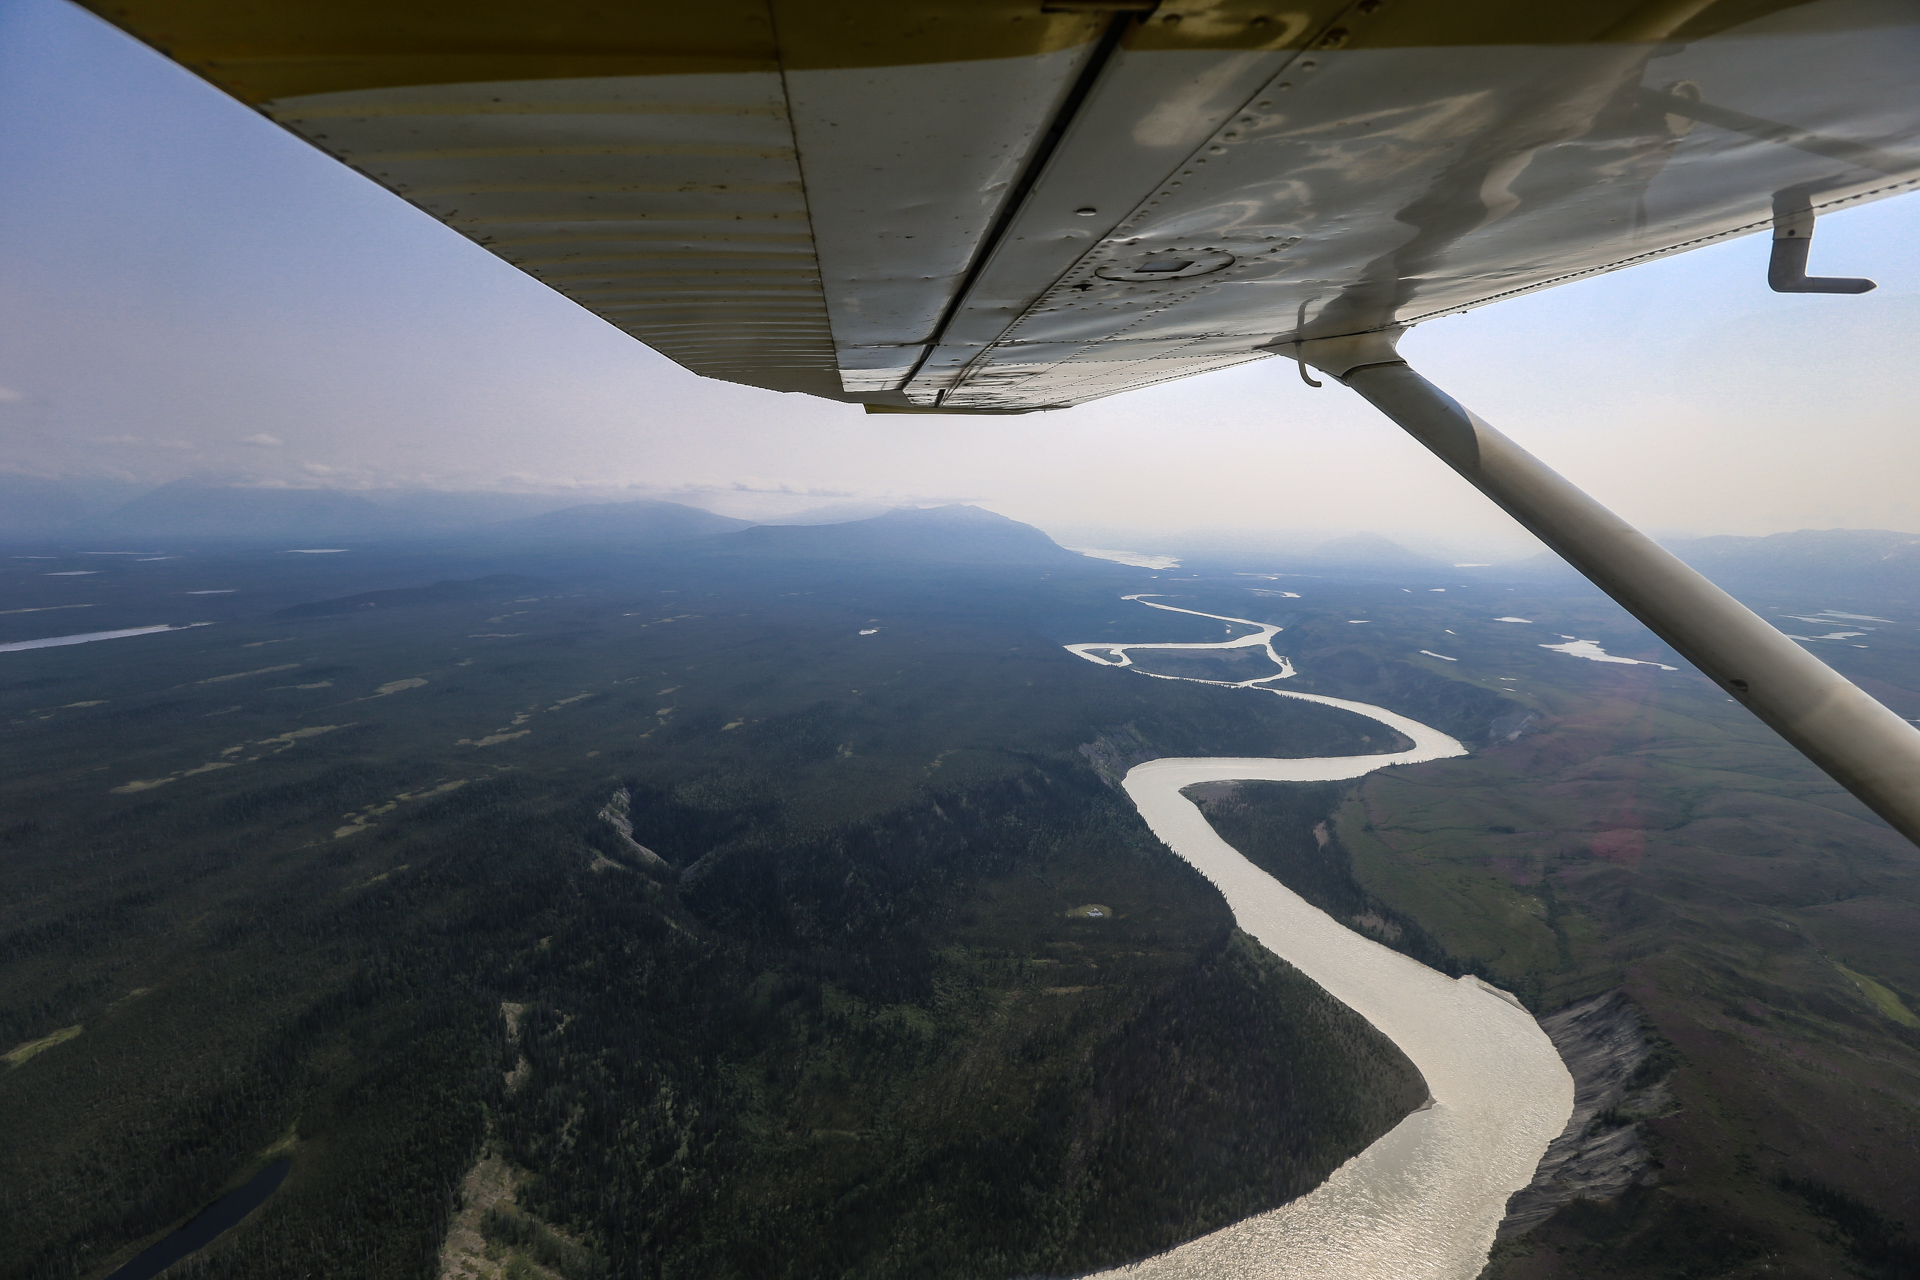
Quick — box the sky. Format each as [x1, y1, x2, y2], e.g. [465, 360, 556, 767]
[3, 0, 1918, 559]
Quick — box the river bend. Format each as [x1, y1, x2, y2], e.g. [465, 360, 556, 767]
[1069, 596, 1573, 1280]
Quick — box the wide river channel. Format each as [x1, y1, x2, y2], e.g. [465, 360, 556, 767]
[1068, 596, 1574, 1280]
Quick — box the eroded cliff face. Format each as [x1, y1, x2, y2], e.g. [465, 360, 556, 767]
[1498, 990, 1679, 1237]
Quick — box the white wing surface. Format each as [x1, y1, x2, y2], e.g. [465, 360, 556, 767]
[82, 0, 1920, 410]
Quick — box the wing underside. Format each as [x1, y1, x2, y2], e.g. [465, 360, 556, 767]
[82, 0, 1920, 411]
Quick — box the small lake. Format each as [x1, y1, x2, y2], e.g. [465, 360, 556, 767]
[106, 1160, 290, 1280]
[0, 623, 208, 653]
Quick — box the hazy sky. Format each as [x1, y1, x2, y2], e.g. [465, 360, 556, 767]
[4, 0, 1918, 556]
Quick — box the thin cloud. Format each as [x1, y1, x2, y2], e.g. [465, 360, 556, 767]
[93, 434, 196, 449]
[239, 433, 284, 446]
[663, 480, 859, 499]
[498, 471, 590, 490]
[0, 386, 23, 403]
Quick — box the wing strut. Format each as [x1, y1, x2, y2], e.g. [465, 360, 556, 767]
[1297, 331, 1920, 848]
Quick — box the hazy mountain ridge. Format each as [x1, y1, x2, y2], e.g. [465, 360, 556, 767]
[8, 473, 1915, 599]
[697, 503, 1085, 565]
[0, 477, 750, 541]
[1079, 527, 1920, 598]
[1668, 527, 1920, 602]
[755, 501, 899, 525]
[103, 481, 412, 539]
[480, 498, 753, 543]
[1296, 532, 1452, 574]
[1489, 527, 1920, 602]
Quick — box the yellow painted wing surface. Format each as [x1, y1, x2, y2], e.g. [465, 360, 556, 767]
[81, 0, 1920, 411]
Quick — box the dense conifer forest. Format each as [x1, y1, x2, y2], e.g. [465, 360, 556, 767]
[0, 547, 1427, 1278]
[16, 533, 1915, 1279]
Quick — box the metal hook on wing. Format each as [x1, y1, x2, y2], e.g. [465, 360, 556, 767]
[1292, 299, 1323, 387]
[1769, 189, 1876, 294]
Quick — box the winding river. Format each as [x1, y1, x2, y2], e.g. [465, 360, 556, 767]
[1068, 595, 1574, 1280]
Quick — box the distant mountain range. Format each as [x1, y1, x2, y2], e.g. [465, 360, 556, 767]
[1163, 531, 1465, 578]
[700, 504, 1083, 565]
[755, 501, 899, 526]
[0, 477, 585, 540]
[4, 475, 1914, 597]
[102, 481, 413, 539]
[1482, 528, 1920, 604]
[1667, 528, 1920, 604]
[1169, 527, 1920, 604]
[0, 473, 101, 532]
[0, 476, 1084, 568]
[482, 499, 753, 543]
[1295, 532, 1453, 574]
[0, 478, 753, 544]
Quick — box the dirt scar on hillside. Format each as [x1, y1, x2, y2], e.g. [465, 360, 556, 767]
[1067, 595, 1573, 1280]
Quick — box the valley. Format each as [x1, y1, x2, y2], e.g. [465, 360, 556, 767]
[3, 510, 1918, 1279]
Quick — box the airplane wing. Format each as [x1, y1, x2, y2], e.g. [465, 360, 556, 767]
[74, 0, 1920, 412]
[73, 0, 1920, 843]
